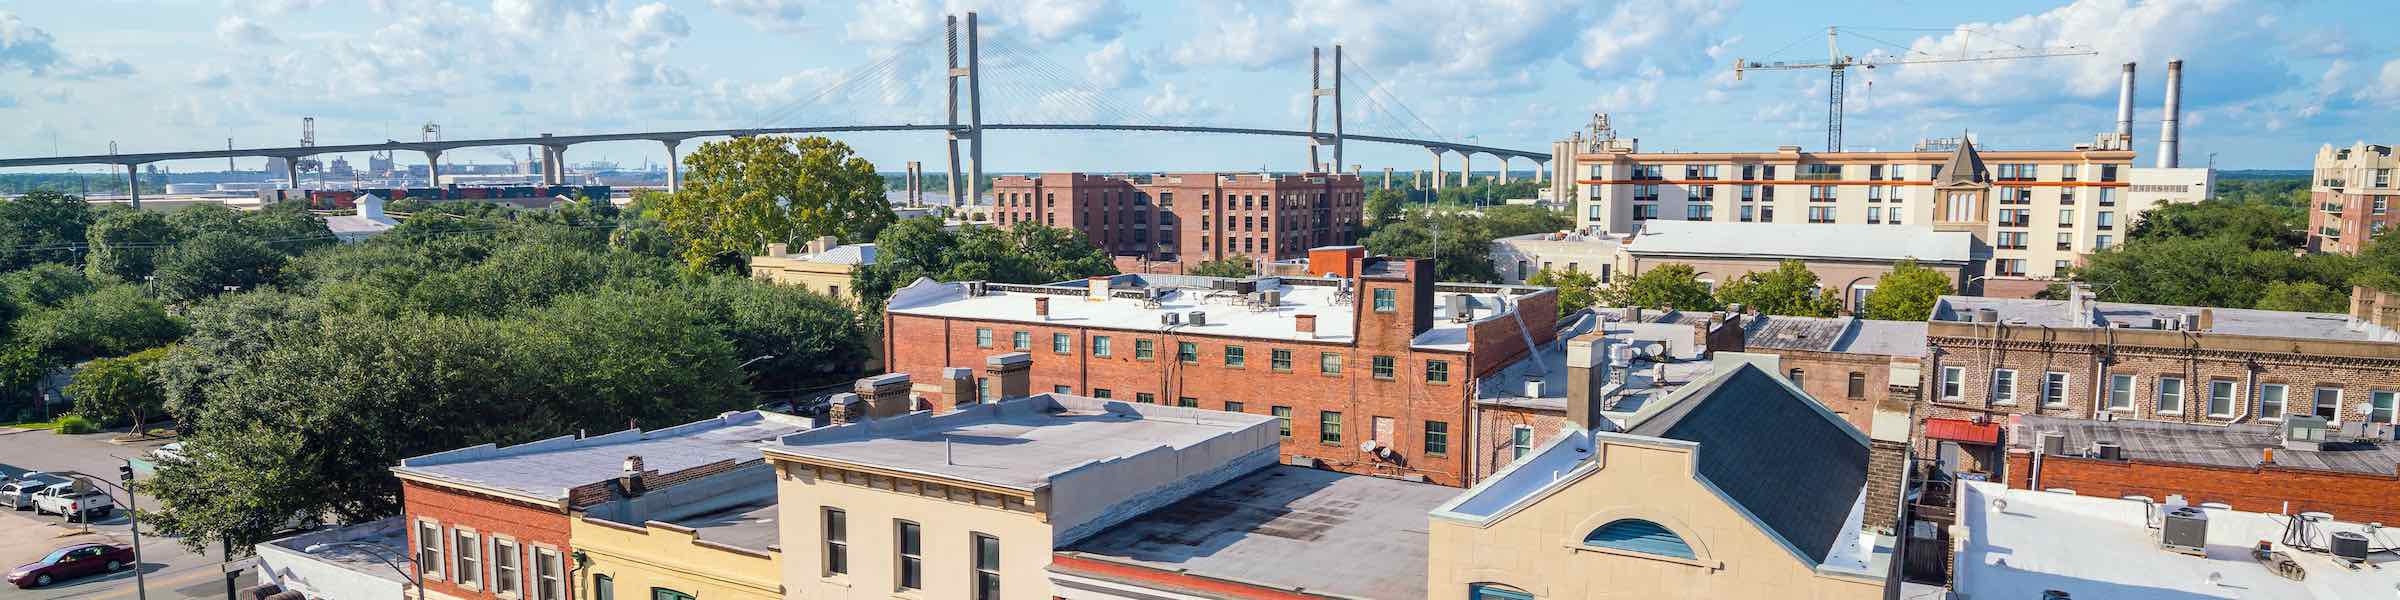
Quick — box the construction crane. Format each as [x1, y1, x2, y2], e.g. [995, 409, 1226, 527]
[1736, 27, 2097, 152]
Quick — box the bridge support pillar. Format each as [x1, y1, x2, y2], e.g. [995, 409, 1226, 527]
[284, 158, 301, 192]
[1496, 155, 1511, 185]
[424, 150, 443, 191]
[1381, 167, 1393, 190]
[1460, 152, 1472, 191]
[662, 139, 682, 193]
[1429, 148, 1445, 191]
[124, 164, 141, 210]
[1537, 159, 1549, 185]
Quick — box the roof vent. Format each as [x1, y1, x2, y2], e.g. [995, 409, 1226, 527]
[1523, 377, 1545, 398]
[2090, 440, 2124, 460]
[1448, 294, 1473, 322]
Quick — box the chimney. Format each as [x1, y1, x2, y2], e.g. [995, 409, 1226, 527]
[618, 455, 647, 497]
[2157, 59, 2182, 168]
[1087, 275, 1112, 301]
[827, 392, 867, 424]
[809, 235, 839, 255]
[1033, 296, 1050, 320]
[1565, 333, 1608, 430]
[942, 367, 976, 407]
[2196, 308, 2213, 331]
[856, 373, 914, 418]
[765, 243, 788, 257]
[985, 352, 1032, 401]
[2115, 62, 2137, 149]
[1295, 313, 1318, 339]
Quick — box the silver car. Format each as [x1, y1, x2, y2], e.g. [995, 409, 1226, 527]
[0, 477, 58, 510]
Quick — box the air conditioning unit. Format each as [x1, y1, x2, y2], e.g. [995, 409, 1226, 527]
[2038, 431, 2067, 456]
[1161, 312, 1182, 326]
[2159, 506, 2208, 556]
[1187, 311, 1207, 326]
[2332, 531, 2371, 563]
[2091, 440, 2124, 460]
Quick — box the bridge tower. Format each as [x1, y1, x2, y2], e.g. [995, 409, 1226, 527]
[1308, 46, 1344, 174]
[944, 13, 985, 209]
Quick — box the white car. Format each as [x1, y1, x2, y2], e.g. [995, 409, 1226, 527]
[149, 443, 186, 463]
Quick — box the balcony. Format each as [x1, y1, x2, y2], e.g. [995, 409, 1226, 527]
[1796, 172, 1844, 182]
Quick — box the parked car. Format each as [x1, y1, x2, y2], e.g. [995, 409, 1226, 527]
[29, 482, 114, 522]
[6, 543, 134, 588]
[149, 443, 186, 463]
[0, 477, 58, 511]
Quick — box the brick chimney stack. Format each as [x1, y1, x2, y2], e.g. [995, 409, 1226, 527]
[856, 373, 914, 419]
[1564, 332, 1609, 430]
[1034, 296, 1050, 320]
[942, 367, 976, 407]
[827, 392, 867, 424]
[1295, 314, 1318, 339]
[986, 352, 1032, 401]
[618, 455, 647, 497]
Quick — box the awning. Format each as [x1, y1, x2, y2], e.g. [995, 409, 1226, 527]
[1924, 418, 2001, 445]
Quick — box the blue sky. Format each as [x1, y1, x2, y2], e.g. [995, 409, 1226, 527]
[0, 0, 2391, 174]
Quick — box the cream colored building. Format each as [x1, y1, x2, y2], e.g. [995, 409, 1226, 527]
[751, 236, 876, 301]
[761, 391, 1280, 600]
[2309, 141, 2399, 254]
[1428, 360, 1892, 600]
[1491, 230, 1628, 284]
[574, 504, 783, 600]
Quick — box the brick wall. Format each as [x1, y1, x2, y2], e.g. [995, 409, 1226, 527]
[402, 480, 573, 600]
[2003, 451, 2400, 525]
[1752, 348, 1890, 433]
[1461, 290, 1560, 378]
[1865, 440, 1908, 533]
[1470, 403, 1570, 482]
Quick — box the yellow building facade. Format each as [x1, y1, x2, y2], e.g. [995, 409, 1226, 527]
[572, 511, 783, 600]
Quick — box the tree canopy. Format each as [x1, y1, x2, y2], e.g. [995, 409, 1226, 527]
[1713, 260, 1842, 317]
[1360, 209, 1501, 283]
[1859, 260, 1953, 321]
[1527, 266, 1602, 319]
[854, 217, 1115, 315]
[650, 136, 894, 272]
[1605, 263, 1719, 311]
[1188, 255, 1260, 278]
[0, 191, 96, 271]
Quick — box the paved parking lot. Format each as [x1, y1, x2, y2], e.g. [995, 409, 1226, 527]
[0, 429, 254, 600]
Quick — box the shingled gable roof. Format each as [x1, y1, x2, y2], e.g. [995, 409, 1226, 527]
[1624, 363, 1871, 566]
[1933, 134, 1990, 189]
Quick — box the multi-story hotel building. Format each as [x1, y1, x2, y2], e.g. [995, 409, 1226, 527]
[1573, 127, 2203, 297]
[2309, 142, 2399, 255]
[987, 172, 1365, 269]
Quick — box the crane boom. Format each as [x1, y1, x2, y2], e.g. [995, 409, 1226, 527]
[1734, 27, 2096, 151]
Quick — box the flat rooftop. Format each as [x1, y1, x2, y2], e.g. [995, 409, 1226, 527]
[2012, 414, 2400, 476]
[764, 393, 1276, 493]
[1955, 481, 2400, 599]
[1933, 295, 2399, 341]
[1623, 220, 1974, 264]
[1741, 314, 1927, 357]
[1055, 466, 1452, 600]
[668, 501, 781, 554]
[884, 274, 1546, 350]
[394, 411, 813, 505]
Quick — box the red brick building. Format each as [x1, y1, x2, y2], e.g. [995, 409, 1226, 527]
[878, 250, 1556, 487]
[390, 411, 809, 600]
[2308, 142, 2399, 254]
[2002, 414, 2400, 526]
[987, 172, 1365, 268]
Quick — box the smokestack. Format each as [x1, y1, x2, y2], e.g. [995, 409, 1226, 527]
[2158, 59, 2182, 168]
[2115, 63, 2136, 149]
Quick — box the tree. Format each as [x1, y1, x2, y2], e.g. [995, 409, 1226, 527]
[1479, 204, 1573, 238]
[1605, 263, 1718, 311]
[686, 278, 871, 393]
[2254, 280, 2348, 313]
[1, 262, 95, 308]
[1188, 255, 1258, 278]
[152, 291, 327, 419]
[1714, 260, 1841, 317]
[1859, 260, 1954, 321]
[2126, 201, 2304, 250]
[652, 136, 894, 272]
[152, 232, 288, 304]
[1527, 266, 1601, 319]
[854, 217, 1115, 314]
[2075, 236, 2355, 309]
[1363, 188, 1404, 230]
[66, 347, 169, 431]
[1360, 209, 1501, 283]
[85, 208, 178, 283]
[11, 285, 183, 362]
[0, 190, 96, 271]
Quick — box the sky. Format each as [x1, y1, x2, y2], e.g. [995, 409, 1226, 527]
[0, 0, 2392, 175]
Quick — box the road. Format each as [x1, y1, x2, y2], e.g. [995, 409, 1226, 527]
[0, 429, 255, 600]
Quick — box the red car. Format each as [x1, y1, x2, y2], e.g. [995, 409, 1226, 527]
[7, 543, 134, 588]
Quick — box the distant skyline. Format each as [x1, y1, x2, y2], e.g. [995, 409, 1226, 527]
[0, 0, 2392, 174]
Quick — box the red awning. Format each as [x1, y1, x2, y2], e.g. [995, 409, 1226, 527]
[1924, 418, 2001, 445]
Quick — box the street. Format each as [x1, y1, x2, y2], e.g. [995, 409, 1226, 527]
[0, 429, 254, 600]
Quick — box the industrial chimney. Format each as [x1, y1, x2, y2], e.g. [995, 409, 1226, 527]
[2157, 59, 2182, 168]
[2115, 63, 2136, 149]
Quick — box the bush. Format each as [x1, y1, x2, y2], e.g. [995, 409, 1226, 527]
[55, 414, 98, 434]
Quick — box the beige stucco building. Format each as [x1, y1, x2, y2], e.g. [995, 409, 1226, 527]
[751, 236, 876, 302]
[1428, 360, 1891, 600]
[2309, 141, 2399, 254]
[574, 504, 783, 600]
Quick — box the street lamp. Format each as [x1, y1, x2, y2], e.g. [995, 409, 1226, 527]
[302, 541, 423, 600]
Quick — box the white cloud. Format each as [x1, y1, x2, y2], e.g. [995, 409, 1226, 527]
[0, 11, 121, 79]
[1576, 0, 1738, 78]
[845, 0, 940, 45]
[1861, 0, 2284, 111]
[1167, 2, 1307, 70]
[2371, 59, 2400, 106]
[623, 3, 691, 47]
[1141, 82, 1219, 121]
[491, 0, 607, 34]
[216, 16, 280, 45]
[712, 0, 809, 32]
[1085, 39, 1143, 88]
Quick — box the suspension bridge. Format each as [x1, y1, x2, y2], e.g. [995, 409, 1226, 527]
[0, 13, 1557, 208]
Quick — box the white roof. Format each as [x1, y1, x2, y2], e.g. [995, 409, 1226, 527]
[886, 276, 1538, 350]
[765, 393, 1275, 493]
[1623, 220, 1973, 264]
[1954, 481, 2400, 599]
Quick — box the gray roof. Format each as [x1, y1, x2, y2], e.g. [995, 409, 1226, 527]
[2011, 415, 2400, 476]
[765, 393, 1277, 492]
[1741, 315, 1926, 357]
[1056, 466, 1450, 599]
[1626, 364, 1869, 565]
[1931, 296, 2396, 342]
[799, 243, 877, 265]
[1623, 220, 1974, 264]
[1934, 135, 1989, 187]
[672, 502, 782, 553]
[394, 411, 812, 505]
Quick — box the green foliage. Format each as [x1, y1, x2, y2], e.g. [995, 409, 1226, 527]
[2077, 236, 2356, 309]
[2, 262, 94, 308]
[85, 208, 178, 283]
[165, 203, 333, 256]
[152, 291, 328, 418]
[1606, 263, 1719, 311]
[854, 217, 1116, 314]
[653, 136, 894, 272]
[54, 414, 97, 435]
[152, 231, 288, 303]
[1478, 204, 1573, 238]
[1360, 209, 1501, 282]
[1527, 266, 1601, 319]
[2254, 280, 2348, 313]
[11, 285, 183, 362]
[66, 347, 168, 430]
[0, 191, 96, 271]
[683, 278, 873, 393]
[1188, 255, 1259, 278]
[2126, 201, 2304, 250]
[1859, 260, 1954, 321]
[1713, 260, 1841, 317]
[1363, 188, 1404, 228]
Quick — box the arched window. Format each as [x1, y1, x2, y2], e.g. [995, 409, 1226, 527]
[1469, 583, 1535, 600]
[1583, 519, 1696, 560]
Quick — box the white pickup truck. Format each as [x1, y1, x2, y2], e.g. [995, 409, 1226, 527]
[29, 482, 115, 522]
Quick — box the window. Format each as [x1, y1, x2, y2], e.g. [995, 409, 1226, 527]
[2157, 377, 2185, 415]
[494, 537, 521, 596]
[975, 328, 992, 348]
[1991, 369, 2018, 404]
[1135, 392, 1155, 404]
[1847, 372, 1867, 399]
[2044, 372, 2069, 408]
[1939, 367, 1963, 400]
[1426, 360, 1451, 383]
[1176, 396, 1198, 408]
[2206, 380, 2238, 418]
[1012, 331, 1030, 350]
[2096, 210, 2115, 229]
[651, 589, 695, 600]
[1511, 425, 1533, 459]
[416, 520, 444, 580]
[1686, 203, 1714, 220]
[1788, 368, 1806, 388]
[1807, 206, 1837, 223]
[1372, 355, 1396, 379]
[1739, 205, 1756, 222]
[2108, 374, 2135, 410]
[1177, 341, 1198, 363]
[1996, 231, 2028, 250]
[451, 532, 484, 588]
[1867, 206, 1883, 224]
[977, 378, 990, 402]
[1053, 385, 1071, 394]
[1995, 258, 2027, 277]
[2376, 391, 2398, 424]
[2094, 234, 2114, 250]
[2057, 231, 2074, 251]
[823, 508, 848, 575]
[534, 548, 563, 600]
[2315, 386, 2342, 420]
[1135, 339, 1155, 360]
[593, 575, 612, 600]
[972, 534, 1001, 600]
[1319, 352, 1342, 374]
[1224, 345, 1245, 367]
[1320, 411, 1343, 443]
[1224, 401, 1245, 413]
[1271, 349, 1292, 371]
[896, 521, 923, 590]
[1583, 519, 1697, 560]
[1633, 204, 1659, 220]
[1272, 406, 1292, 437]
[2260, 384, 2288, 420]
[1425, 421, 1449, 456]
[1372, 288, 1396, 312]
[1092, 388, 1112, 399]
[1091, 335, 1112, 357]
[1052, 333, 1071, 354]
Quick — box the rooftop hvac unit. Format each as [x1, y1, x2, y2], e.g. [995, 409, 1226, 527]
[1448, 294, 1473, 322]
[2179, 312, 2202, 331]
[1263, 290, 1282, 306]
[2091, 440, 2125, 460]
[1187, 311, 1207, 326]
[2038, 431, 2067, 456]
[964, 280, 988, 296]
[2331, 531, 2371, 563]
[2283, 415, 2330, 452]
[1213, 278, 1258, 293]
[1972, 308, 2000, 323]
[2159, 506, 2209, 556]
[1161, 312, 1182, 326]
[2151, 316, 2175, 330]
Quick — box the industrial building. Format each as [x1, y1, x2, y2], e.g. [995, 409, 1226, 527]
[2308, 141, 2399, 254]
[987, 172, 1365, 269]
